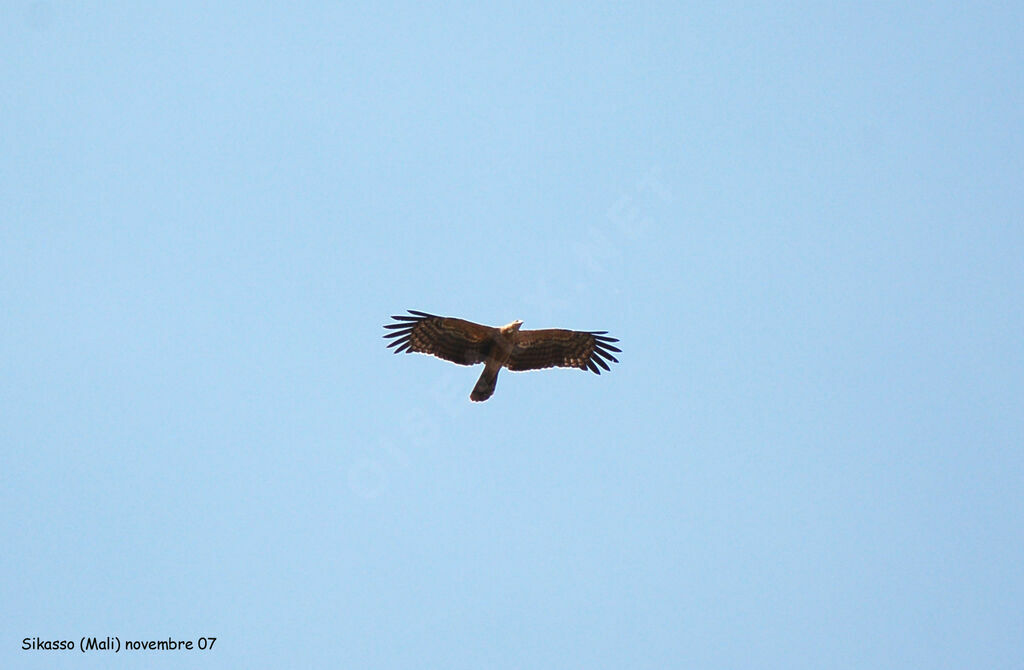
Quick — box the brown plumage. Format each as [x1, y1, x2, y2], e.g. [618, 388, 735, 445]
[383, 310, 620, 401]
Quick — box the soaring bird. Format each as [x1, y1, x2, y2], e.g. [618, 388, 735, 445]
[383, 310, 620, 401]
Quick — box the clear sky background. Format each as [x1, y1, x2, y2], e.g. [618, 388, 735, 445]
[2, 2, 1022, 668]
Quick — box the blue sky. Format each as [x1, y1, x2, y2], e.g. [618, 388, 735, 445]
[2, 2, 1022, 668]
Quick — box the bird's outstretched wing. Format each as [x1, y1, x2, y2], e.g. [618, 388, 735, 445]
[383, 310, 496, 366]
[507, 329, 620, 374]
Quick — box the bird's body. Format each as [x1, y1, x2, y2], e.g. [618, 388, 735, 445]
[469, 319, 521, 401]
[383, 311, 620, 401]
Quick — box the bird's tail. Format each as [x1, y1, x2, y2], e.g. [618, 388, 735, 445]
[470, 363, 500, 402]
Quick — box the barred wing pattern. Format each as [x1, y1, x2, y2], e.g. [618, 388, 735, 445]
[383, 310, 495, 366]
[506, 329, 620, 374]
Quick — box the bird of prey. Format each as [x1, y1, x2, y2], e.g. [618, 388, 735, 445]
[383, 310, 621, 401]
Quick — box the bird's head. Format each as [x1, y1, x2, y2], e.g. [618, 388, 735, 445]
[501, 319, 524, 334]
